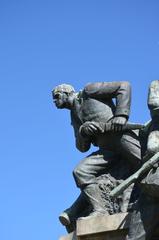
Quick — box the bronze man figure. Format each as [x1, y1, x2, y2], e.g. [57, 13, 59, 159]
[52, 81, 142, 231]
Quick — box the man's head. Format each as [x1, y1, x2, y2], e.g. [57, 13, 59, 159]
[52, 84, 75, 109]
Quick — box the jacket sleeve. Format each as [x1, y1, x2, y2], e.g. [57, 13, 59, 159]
[71, 112, 91, 153]
[148, 80, 159, 118]
[75, 134, 91, 153]
[83, 81, 131, 119]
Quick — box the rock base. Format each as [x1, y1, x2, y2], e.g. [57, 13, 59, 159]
[59, 212, 159, 240]
[59, 213, 130, 240]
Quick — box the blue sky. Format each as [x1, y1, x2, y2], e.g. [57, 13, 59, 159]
[0, 0, 159, 239]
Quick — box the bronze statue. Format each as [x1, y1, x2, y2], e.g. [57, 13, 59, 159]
[126, 80, 159, 240]
[52, 81, 143, 232]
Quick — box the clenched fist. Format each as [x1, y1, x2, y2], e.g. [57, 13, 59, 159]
[110, 116, 127, 132]
[79, 121, 104, 138]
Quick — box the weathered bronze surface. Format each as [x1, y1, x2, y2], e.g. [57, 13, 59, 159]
[53, 80, 159, 240]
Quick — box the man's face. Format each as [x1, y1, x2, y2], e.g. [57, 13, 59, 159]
[53, 91, 69, 109]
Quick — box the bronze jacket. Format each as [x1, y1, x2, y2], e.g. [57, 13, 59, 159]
[70, 81, 131, 152]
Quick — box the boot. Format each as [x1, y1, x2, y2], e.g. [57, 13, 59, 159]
[59, 193, 87, 232]
[82, 183, 108, 219]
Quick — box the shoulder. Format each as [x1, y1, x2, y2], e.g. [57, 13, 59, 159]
[83, 82, 103, 95]
[83, 82, 94, 94]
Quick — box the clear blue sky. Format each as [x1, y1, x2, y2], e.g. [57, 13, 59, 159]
[0, 0, 159, 239]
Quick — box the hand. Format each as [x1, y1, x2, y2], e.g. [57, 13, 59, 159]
[79, 121, 104, 138]
[110, 116, 127, 132]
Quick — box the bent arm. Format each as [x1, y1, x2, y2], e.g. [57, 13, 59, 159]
[84, 81, 131, 119]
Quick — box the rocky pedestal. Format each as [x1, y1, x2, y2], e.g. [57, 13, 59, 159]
[59, 213, 130, 240]
[59, 212, 159, 240]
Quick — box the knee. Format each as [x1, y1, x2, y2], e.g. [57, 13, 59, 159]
[73, 165, 83, 182]
[73, 163, 94, 188]
[73, 166, 79, 179]
[72, 165, 85, 188]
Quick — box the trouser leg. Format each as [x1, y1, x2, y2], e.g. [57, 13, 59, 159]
[59, 193, 88, 232]
[82, 183, 108, 216]
[72, 149, 118, 216]
[73, 149, 117, 188]
[60, 149, 114, 228]
[73, 131, 142, 188]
